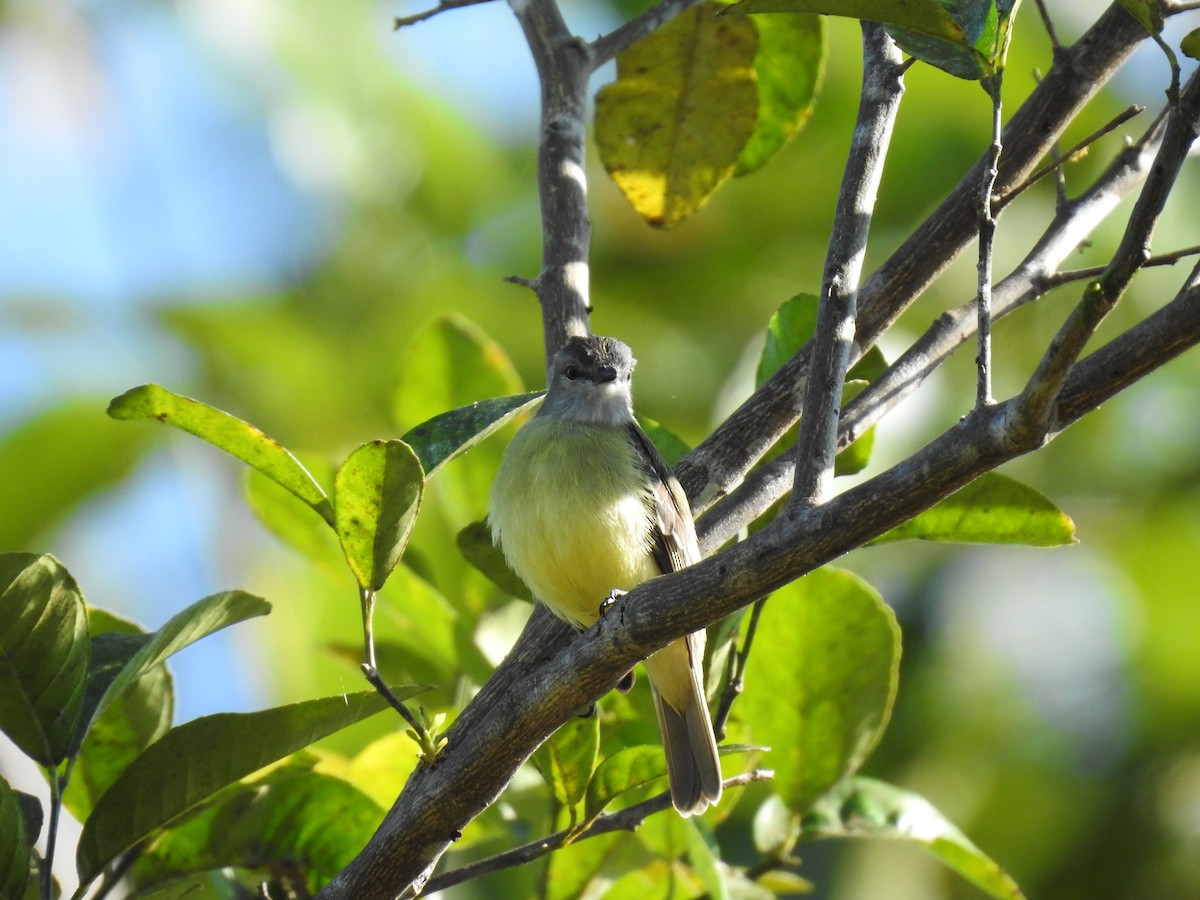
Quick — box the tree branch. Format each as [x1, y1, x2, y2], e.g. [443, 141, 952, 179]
[1013, 66, 1200, 441]
[422, 769, 774, 893]
[675, 2, 1149, 512]
[698, 94, 1170, 551]
[393, 0, 494, 29]
[508, 0, 595, 365]
[792, 23, 904, 508]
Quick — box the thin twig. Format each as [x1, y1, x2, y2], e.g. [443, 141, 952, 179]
[675, 4, 1151, 515]
[1001, 104, 1144, 203]
[393, 0, 494, 29]
[1014, 67, 1200, 439]
[712, 599, 767, 740]
[1032, 0, 1061, 49]
[792, 23, 905, 507]
[590, 0, 709, 67]
[420, 770, 775, 894]
[698, 106, 1173, 548]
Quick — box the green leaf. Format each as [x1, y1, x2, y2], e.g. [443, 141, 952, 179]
[740, 567, 899, 813]
[244, 464, 343, 568]
[456, 521, 533, 602]
[584, 745, 669, 823]
[392, 315, 523, 533]
[107, 384, 334, 526]
[76, 688, 419, 884]
[0, 777, 31, 900]
[833, 380, 875, 477]
[727, 0, 1018, 81]
[736, 12, 825, 175]
[803, 776, 1026, 899]
[726, 0, 965, 39]
[683, 819, 729, 900]
[596, 1, 761, 227]
[63, 609, 173, 822]
[0, 398, 153, 550]
[89, 592, 270, 733]
[0, 553, 89, 766]
[533, 715, 600, 814]
[889, 0, 1022, 81]
[133, 759, 385, 896]
[871, 473, 1076, 546]
[1182, 27, 1200, 61]
[334, 440, 424, 592]
[757, 293, 818, 387]
[344, 731, 423, 810]
[402, 392, 543, 478]
[1116, 0, 1163, 37]
[392, 314, 523, 435]
[126, 878, 229, 900]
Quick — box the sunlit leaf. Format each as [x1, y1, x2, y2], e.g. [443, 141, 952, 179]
[545, 832, 630, 900]
[533, 715, 600, 814]
[803, 776, 1026, 899]
[457, 521, 533, 602]
[0, 553, 88, 766]
[89, 592, 269, 732]
[0, 398, 153, 550]
[245, 463, 343, 568]
[1182, 27, 1200, 60]
[393, 314, 523, 434]
[343, 731, 423, 810]
[736, 12, 825, 175]
[757, 293, 819, 387]
[739, 567, 899, 813]
[683, 818, 729, 899]
[0, 776, 31, 900]
[1115, 0, 1163, 37]
[63, 609, 173, 821]
[334, 440, 424, 592]
[125, 877, 232, 900]
[596, 1, 761, 227]
[76, 688, 420, 883]
[584, 745, 668, 823]
[725, 0, 966, 44]
[133, 759, 385, 896]
[393, 315, 524, 539]
[107, 384, 334, 525]
[402, 392, 543, 478]
[870, 473, 1076, 546]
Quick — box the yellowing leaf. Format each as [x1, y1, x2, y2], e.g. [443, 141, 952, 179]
[595, 2, 760, 227]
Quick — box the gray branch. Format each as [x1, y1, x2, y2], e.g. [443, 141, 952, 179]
[508, 0, 595, 365]
[792, 23, 904, 508]
[675, 3, 1149, 512]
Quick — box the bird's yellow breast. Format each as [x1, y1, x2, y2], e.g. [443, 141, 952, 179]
[488, 418, 659, 628]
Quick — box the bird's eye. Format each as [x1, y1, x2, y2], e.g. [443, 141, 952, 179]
[564, 365, 582, 381]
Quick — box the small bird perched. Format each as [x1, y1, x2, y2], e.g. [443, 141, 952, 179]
[488, 334, 722, 816]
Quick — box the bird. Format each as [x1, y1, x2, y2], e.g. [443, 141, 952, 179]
[488, 334, 722, 815]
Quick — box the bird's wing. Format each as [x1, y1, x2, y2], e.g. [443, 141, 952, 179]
[626, 422, 701, 575]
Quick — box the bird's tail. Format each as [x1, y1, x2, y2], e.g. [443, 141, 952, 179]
[646, 635, 723, 816]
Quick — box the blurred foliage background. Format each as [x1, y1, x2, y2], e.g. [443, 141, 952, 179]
[1, 0, 1199, 897]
